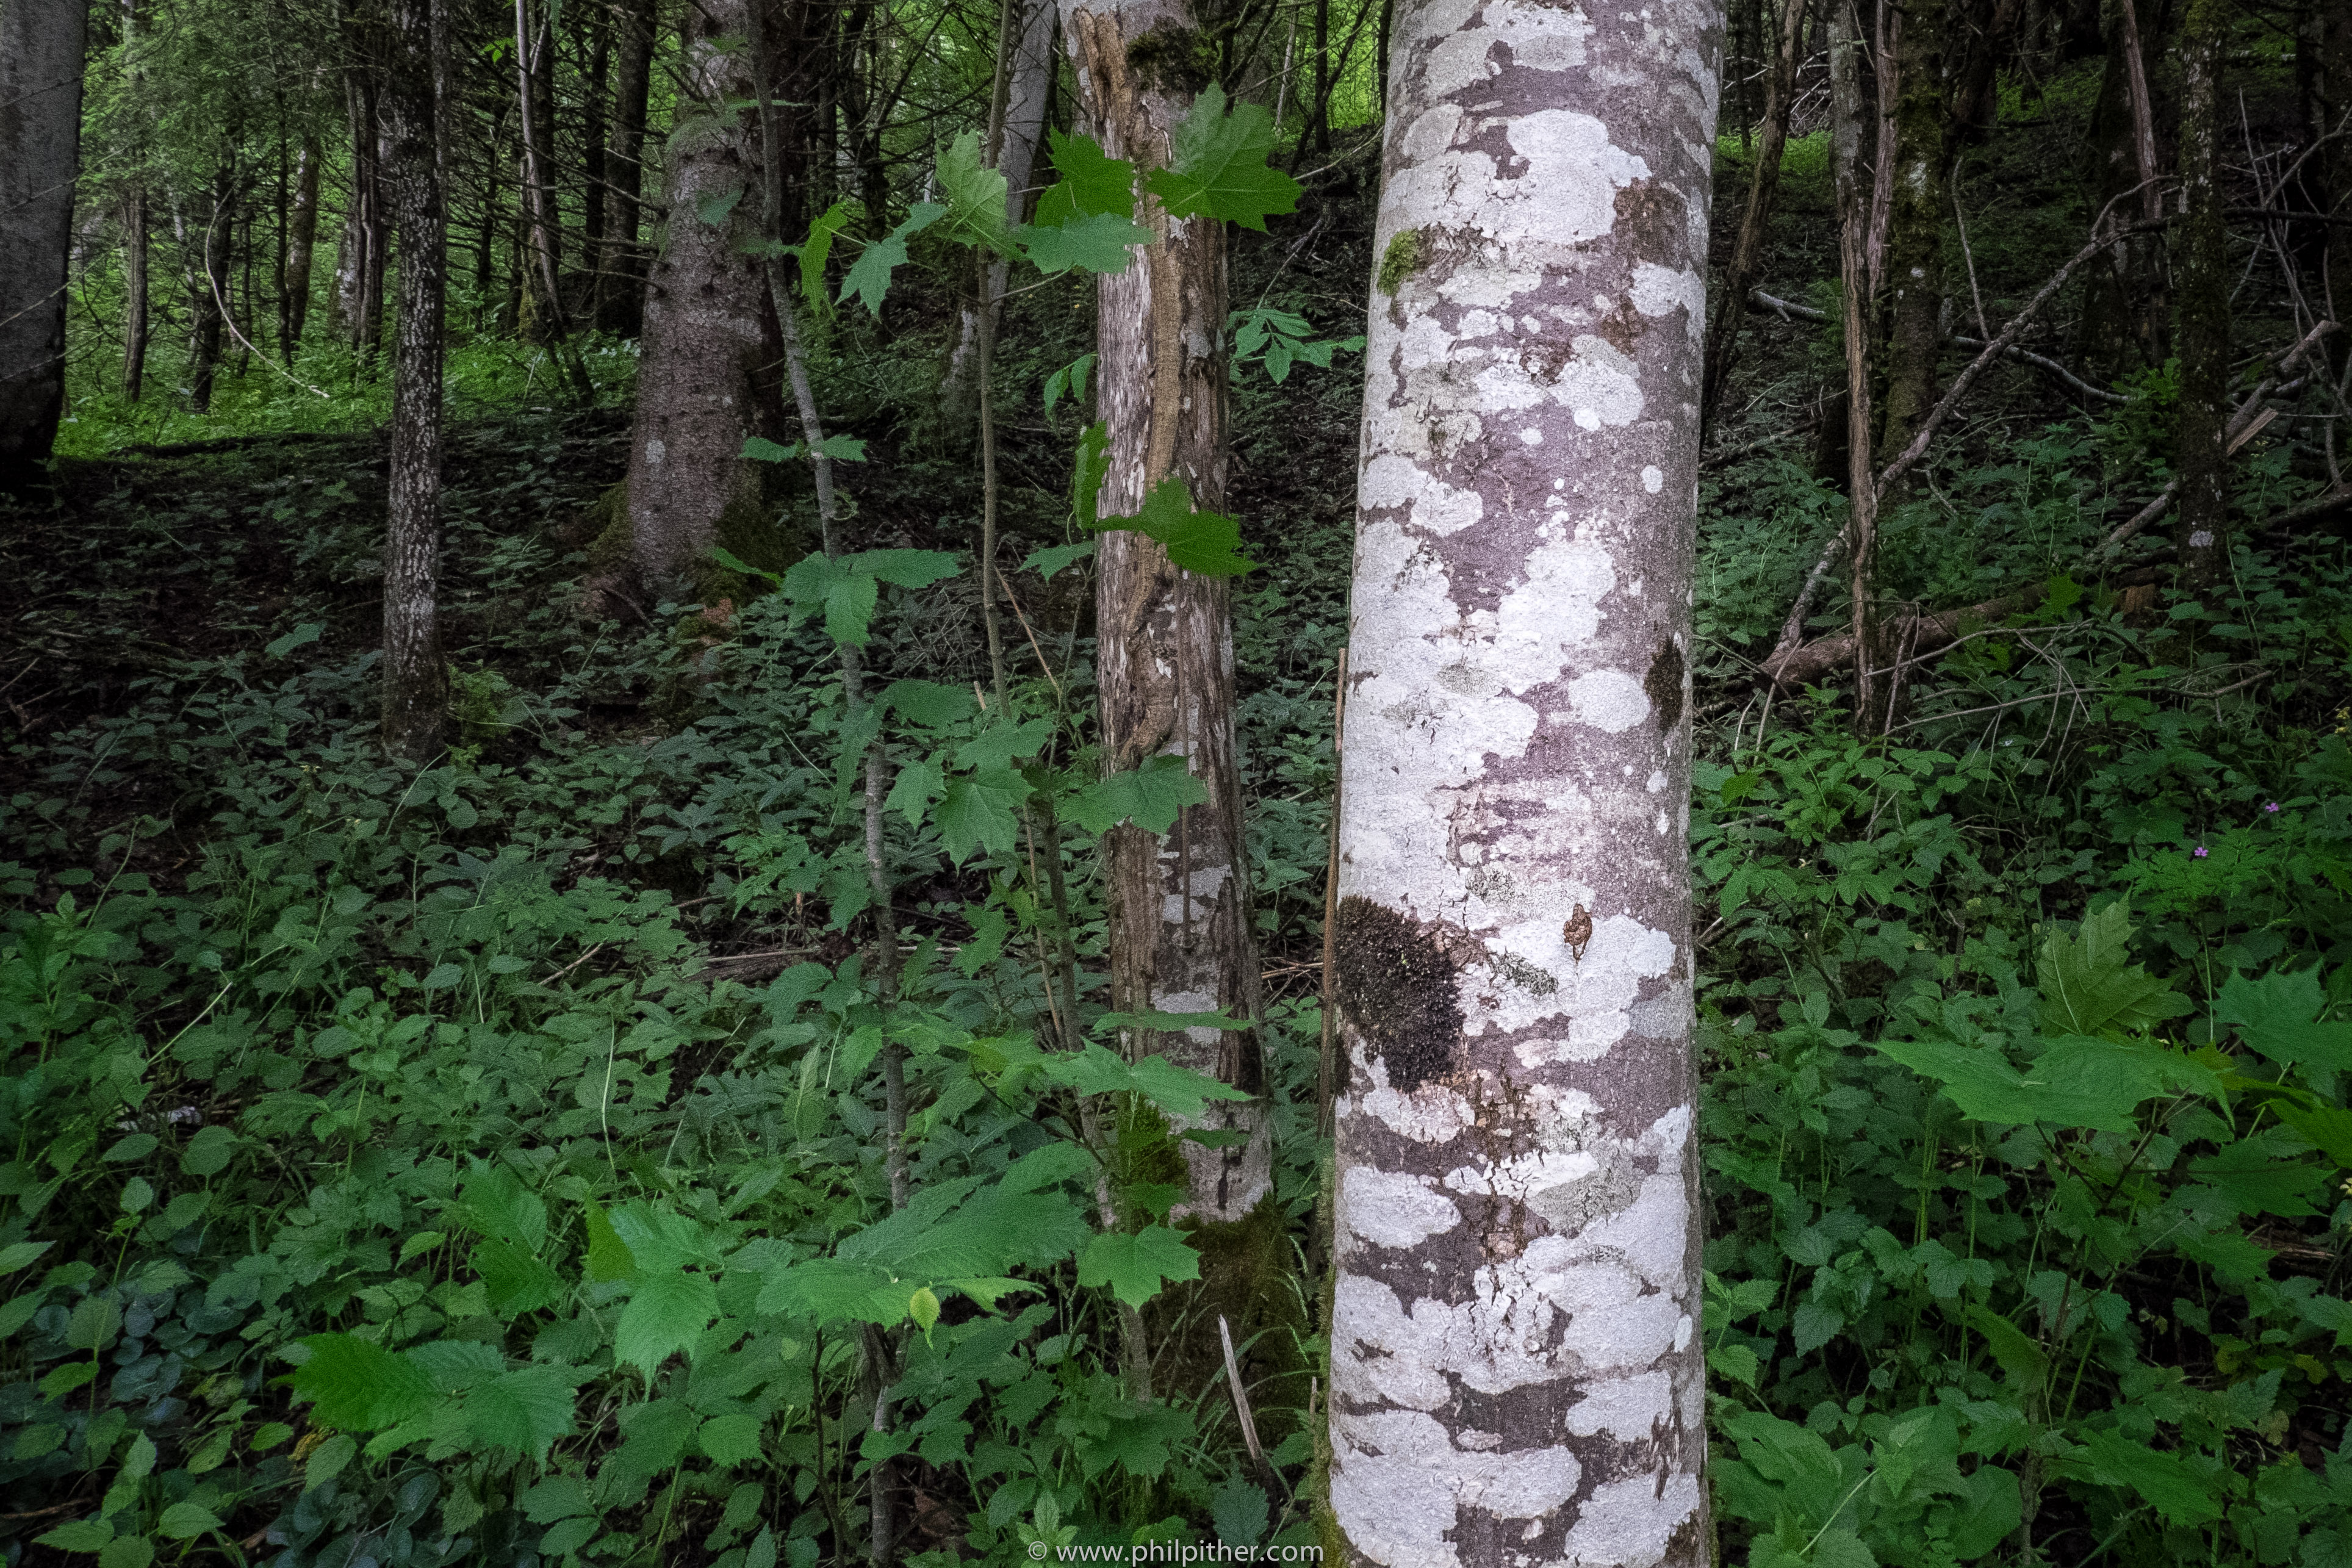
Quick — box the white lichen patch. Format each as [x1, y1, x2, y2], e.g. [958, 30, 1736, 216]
[1555, 1472, 1702, 1567]
[1343, 1165, 1465, 1248]
[1330, 1406, 1583, 1568]
[1629, 262, 1706, 340]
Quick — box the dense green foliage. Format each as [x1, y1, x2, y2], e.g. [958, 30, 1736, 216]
[12, 13, 2352, 1568]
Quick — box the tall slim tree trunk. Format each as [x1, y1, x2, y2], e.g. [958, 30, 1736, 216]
[516, 0, 565, 340]
[1831, 0, 1882, 726]
[1327, 0, 1716, 1559]
[617, 0, 788, 599]
[1702, 0, 1807, 427]
[1875, 0, 1949, 455]
[2077, 0, 2167, 377]
[123, 191, 150, 400]
[941, 0, 1060, 432]
[596, 0, 655, 333]
[2176, 0, 2231, 591]
[384, 0, 448, 759]
[0, 0, 92, 494]
[581, 4, 610, 312]
[188, 169, 234, 414]
[284, 134, 322, 355]
[332, 29, 386, 351]
[1061, 0, 1271, 1236]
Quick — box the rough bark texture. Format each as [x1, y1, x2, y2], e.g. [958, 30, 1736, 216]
[1327, 0, 1717, 1560]
[187, 171, 234, 415]
[383, 0, 447, 760]
[596, 0, 656, 334]
[1831, 1, 1883, 725]
[0, 0, 91, 494]
[2175, 0, 2230, 590]
[1874, 0, 1949, 457]
[1062, 0, 1272, 1227]
[123, 190, 149, 401]
[331, 24, 387, 353]
[1700, 0, 1806, 429]
[2075, 1, 2165, 377]
[618, 0, 789, 601]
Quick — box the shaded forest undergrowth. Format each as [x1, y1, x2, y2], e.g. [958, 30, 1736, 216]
[12, 90, 2352, 1568]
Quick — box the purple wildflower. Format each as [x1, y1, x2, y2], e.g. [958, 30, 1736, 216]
[2265, 802, 2281, 813]
[2193, 846, 2210, 858]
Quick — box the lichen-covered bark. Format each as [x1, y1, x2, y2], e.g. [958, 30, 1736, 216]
[621, 0, 791, 600]
[381, 0, 448, 762]
[0, 0, 88, 494]
[1062, 0, 1271, 1225]
[1874, 0, 1949, 458]
[2174, 0, 2231, 592]
[1328, 0, 1717, 1561]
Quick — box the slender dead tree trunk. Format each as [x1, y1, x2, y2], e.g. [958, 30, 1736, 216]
[0, 0, 92, 494]
[2077, 0, 2167, 376]
[1831, 0, 1882, 725]
[383, 0, 448, 759]
[597, 0, 655, 333]
[1702, 0, 1807, 428]
[331, 16, 387, 352]
[123, 191, 150, 401]
[616, 0, 789, 600]
[1061, 0, 1272, 1233]
[1326, 0, 1717, 1559]
[581, 4, 610, 313]
[284, 134, 322, 355]
[2176, 0, 2231, 591]
[1875, 0, 1949, 455]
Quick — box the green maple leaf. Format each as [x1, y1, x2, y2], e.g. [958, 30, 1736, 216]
[1077, 1226, 1201, 1307]
[1019, 211, 1150, 275]
[2035, 901, 2193, 1037]
[1090, 477, 1256, 577]
[1143, 84, 1301, 231]
[800, 200, 855, 303]
[935, 774, 1027, 863]
[288, 1334, 437, 1431]
[1063, 755, 1211, 835]
[1031, 129, 1137, 224]
[840, 203, 945, 315]
[937, 131, 1015, 254]
[2218, 967, 2352, 1071]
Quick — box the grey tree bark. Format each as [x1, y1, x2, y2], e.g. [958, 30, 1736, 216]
[1325, 0, 1717, 1559]
[0, 0, 91, 494]
[1060, 0, 1273, 1232]
[2174, 0, 2230, 591]
[940, 0, 1059, 432]
[282, 134, 322, 356]
[617, 0, 788, 600]
[381, 0, 448, 760]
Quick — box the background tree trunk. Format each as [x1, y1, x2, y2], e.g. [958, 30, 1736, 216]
[2077, 0, 2167, 377]
[616, 0, 788, 602]
[580, 2, 610, 315]
[283, 134, 321, 356]
[1831, 0, 1883, 724]
[0, 0, 92, 494]
[1061, 0, 1273, 1234]
[1702, 0, 1808, 428]
[1875, 0, 1951, 455]
[123, 191, 150, 401]
[187, 169, 234, 414]
[383, 0, 448, 760]
[595, 0, 656, 334]
[1326, 0, 1716, 1558]
[2176, 0, 2231, 590]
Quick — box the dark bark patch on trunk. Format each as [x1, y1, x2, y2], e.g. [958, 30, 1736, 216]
[1336, 896, 1462, 1093]
[1613, 179, 1680, 257]
[1644, 636, 1685, 732]
[1125, 23, 1217, 96]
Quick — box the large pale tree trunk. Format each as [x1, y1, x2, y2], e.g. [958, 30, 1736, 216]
[383, 0, 448, 758]
[2175, 0, 2230, 591]
[595, 0, 656, 334]
[1326, 0, 1716, 1561]
[940, 0, 1060, 431]
[617, 0, 788, 599]
[1060, 0, 1272, 1233]
[0, 0, 91, 494]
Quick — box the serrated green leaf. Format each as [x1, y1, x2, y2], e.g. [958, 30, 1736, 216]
[2037, 901, 2192, 1036]
[882, 679, 976, 727]
[1018, 210, 1151, 275]
[155, 1502, 223, 1541]
[1042, 352, 1095, 419]
[1079, 1226, 1200, 1307]
[840, 203, 945, 314]
[1073, 421, 1110, 528]
[1032, 129, 1137, 225]
[937, 131, 1013, 254]
[1963, 1303, 2049, 1387]
[289, 1333, 437, 1431]
[464, 1365, 580, 1462]
[888, 759, 944, 829]
[96, 1539, 151, 1568]
[180, 1124, 236, 1177]
[814, 433, 868, 462]
[583, 1203, 637, 1283]
[741, 435, 801, 464]
[826, 572, 881, 647]
[858, 548, 963, 588]
[2073, 1428, 2222, 1526]
[1063, 756, 1211, 835]
[800, 199, 855, 303]
[36, 1522, 114, 1553]
[1024, 539, 1096, 579]
[908, 1286, 941, 1335]
[406, 1338, 507, 1394]
[616, 1268, 719, 1377]
[697, 185, 744, 226]
[937, 777, 1026, 864]
[0, 1241, 51, 1274]
[2218, 966, 2352, 1071]
[1090, 477, 1256, 577]
[699, 1409, 767, 1465]
[1143, 84, 1301, 231]
[1043, 1041, 1254, 1119]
